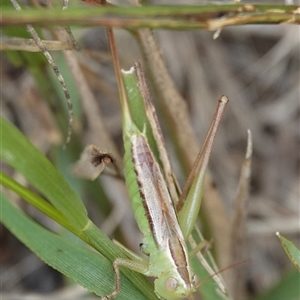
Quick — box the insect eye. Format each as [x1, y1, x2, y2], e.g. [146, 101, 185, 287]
[165, 277, 178, 291]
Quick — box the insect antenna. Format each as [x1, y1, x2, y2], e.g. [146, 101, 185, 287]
[195, 259, 249, 290]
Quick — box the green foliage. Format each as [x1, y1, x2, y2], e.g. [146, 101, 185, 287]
[1, 117, 88, 230]
[1, 2, 299, 299]
[1, 193, 121, 298]
[0, 117, 157, 300]
[277, 232, 300, 271]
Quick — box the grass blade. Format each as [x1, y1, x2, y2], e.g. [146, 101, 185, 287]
[0, 117, 88, 231]
[0, 192, 147, 300]
[276, 232, 300, 271]
[0, 117, 157, 299]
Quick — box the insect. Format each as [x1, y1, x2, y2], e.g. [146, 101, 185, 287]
[108, 67, 229, 300]
[73, 26, 229, 298]
[73, 58, 229, 299]
[120, 129, 197, 299]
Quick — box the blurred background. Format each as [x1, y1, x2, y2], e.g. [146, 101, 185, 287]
[1, 0, 299, 299]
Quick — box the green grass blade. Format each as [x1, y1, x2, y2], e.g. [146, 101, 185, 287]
[0, 117, 157, 300]
[1, 5, 299, 29]
[276, 232, 300, 271]
[0, 192, 147, 300]
[0, 171, 76, 234]
[81, 222, 158, 300]
[0, 117, 88, 231]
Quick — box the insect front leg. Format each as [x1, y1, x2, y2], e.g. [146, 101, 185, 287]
[101, 257, 149, 300]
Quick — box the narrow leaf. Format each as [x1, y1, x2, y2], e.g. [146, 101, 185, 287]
[0, 193, 147, 300]
[0, 117, 88, 231]
[276, 232, 300, 271]
[0, 118, 157, 300]
[0, 172, 76, 234]
[227, 130, 253, 298]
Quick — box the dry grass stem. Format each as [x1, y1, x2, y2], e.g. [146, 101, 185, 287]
[0, 36, 73, 52]
[227, 130, 253, 298]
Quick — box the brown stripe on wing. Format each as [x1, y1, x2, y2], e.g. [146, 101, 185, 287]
[168, 237, 192, 288]
[131, 136, 156, 240]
